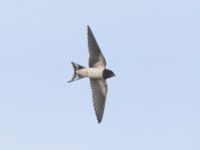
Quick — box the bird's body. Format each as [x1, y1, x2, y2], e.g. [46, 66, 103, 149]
[68, 26, 115, 123]
[76, 67, 104, 79]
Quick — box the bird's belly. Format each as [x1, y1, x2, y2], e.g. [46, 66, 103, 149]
[77, 68, 103, 79]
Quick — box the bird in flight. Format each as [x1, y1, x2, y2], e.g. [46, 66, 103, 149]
[68, 25, 115, 123]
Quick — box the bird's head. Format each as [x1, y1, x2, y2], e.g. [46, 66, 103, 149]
[103, 69, 116, 79]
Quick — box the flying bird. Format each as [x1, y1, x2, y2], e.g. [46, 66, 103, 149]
[68, 26, 115, 123]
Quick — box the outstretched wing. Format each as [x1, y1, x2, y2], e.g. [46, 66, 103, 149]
[87, 26, 106, 68]
[90, 78, 108, 123]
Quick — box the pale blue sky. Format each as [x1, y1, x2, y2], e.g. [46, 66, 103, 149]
[0, 0, 200, 150]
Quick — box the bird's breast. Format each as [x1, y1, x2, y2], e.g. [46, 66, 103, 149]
[77, 68, 104, 79]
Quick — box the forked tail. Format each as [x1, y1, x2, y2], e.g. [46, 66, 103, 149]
[68, 62, 85, 82]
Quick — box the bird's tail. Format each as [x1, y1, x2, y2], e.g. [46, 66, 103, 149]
[68, 62, 85, 83]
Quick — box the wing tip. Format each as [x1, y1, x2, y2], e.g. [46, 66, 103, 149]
[87, 25, 93, 34]
[96, 111, 103, 124]
[87, 25, 91, 29]
[97, 117, 102, 124]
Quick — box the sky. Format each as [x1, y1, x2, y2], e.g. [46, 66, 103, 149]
[0, 0, 200, 149]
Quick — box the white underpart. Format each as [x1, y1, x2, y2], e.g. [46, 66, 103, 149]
[76, 68, 104, 79]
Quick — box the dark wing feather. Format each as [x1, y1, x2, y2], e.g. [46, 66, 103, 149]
[90, 79, 108, 123]
[87, 26, 106, 68]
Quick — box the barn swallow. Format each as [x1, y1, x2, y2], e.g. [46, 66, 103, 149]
[68, 26, 115, 123]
